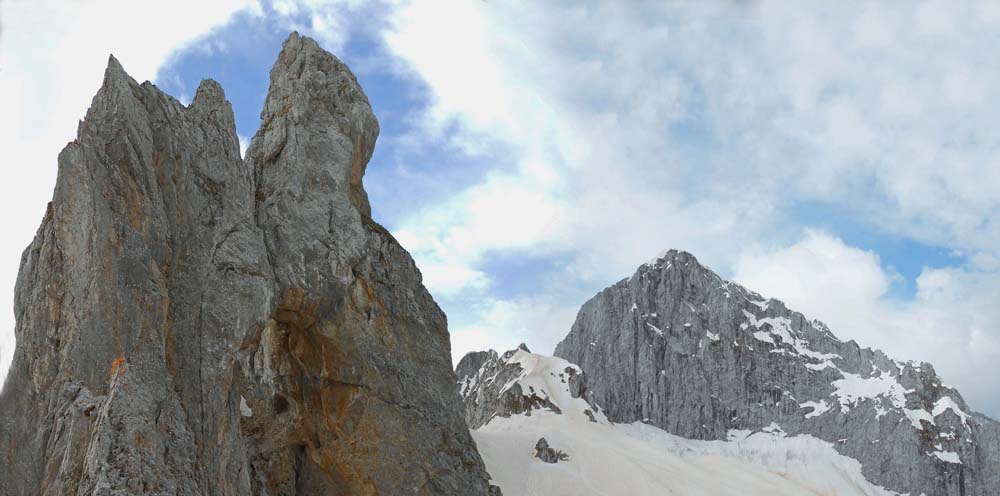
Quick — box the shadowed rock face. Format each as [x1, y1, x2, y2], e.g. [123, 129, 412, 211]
[0, 32, 493, 495]
[554, 249, 1000, 496]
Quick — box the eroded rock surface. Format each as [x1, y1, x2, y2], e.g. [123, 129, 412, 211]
[0, 32, 493, 495]
[554, 249, 1000, 496]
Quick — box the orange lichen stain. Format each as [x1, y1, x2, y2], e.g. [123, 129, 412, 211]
[46, 283, 62, 326]
[110, 356, 126, 381]
[151, 152, 164, 187]
[350, 276, 393, 348]
[252, 288, 382, 495]
[123, 176, 145, 232]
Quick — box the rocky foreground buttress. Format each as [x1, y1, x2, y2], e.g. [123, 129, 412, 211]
[0, 32, 496, 496]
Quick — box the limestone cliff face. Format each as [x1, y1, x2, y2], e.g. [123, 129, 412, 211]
[0, 32, 494, 495]
[554, 249, 1000, 496]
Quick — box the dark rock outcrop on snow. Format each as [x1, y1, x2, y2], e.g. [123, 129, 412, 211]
[533, 438, 569, 464]
[0, 32, 493, 495]
[554, 249, 1000, 496]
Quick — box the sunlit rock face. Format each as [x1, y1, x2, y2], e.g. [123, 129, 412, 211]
[554, 249, 1000, 496]
[0, 32, 494, 496]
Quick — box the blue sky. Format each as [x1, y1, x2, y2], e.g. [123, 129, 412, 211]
[3, 1, 1000, 418]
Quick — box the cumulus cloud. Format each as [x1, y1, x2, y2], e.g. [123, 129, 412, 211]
[268, 0, 374, 53]
[382, 1, 788, 291]
[734, 230, 894, 333]
[391, 168, 570, 296]
[384, 1, 1000, 254]
[448, 297, 581, 364]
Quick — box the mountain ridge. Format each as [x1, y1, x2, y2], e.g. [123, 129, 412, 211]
[554, 248, 999, 495]
[460, 248, 999, 495]
[458, 344, 903, 495]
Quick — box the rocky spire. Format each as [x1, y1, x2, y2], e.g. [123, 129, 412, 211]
[0, 32, 495, 495]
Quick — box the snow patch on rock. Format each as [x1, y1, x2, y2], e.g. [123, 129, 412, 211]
[800, 400, 831, 419]
[932, 396, 971, 428]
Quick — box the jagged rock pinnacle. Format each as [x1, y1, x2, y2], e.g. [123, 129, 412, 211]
[0, 32, 494, 495]
[250, 31, 379, 218]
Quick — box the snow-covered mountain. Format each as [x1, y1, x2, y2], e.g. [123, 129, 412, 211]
[459, 345, 903, 495]
[459, 250, 1000, 495]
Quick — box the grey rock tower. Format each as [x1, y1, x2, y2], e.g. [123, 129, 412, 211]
[0, 33, 493, 495]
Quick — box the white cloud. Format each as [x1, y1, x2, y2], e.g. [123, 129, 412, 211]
[268, 0, 372, 53]
[238, 135, 251, 159]
[414, 260, 489, 298]
[879, 81, 922, 118]
[391, 168, 569, 296]
[385, 0, 528, 143]
[734, 230, 892, 331]
[381, 1, 793, 299]
[853, 5, 895, 48]
[915, 0, 956, 37]
[826, 99, 874, 151]
[380, 0, 1000, 270]
[977, 0, 1000, 24]
[943, 69, 986, 105]
[447, 297, 580, 364]
[0, 0, 258, 385]
[971, 252, 1000, 270]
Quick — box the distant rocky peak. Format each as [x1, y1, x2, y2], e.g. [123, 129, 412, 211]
[635, 248, 933, 376]
[457, 346, 606, 429]
[641, 249, 775, 309]
[554, 247, 994, 495]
